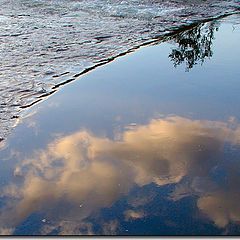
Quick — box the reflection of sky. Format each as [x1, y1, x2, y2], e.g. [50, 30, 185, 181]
[2, 116, 240, 234]
[1, 15, 240, 235]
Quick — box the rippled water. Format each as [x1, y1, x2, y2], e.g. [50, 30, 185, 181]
[0, 0, 240, 140]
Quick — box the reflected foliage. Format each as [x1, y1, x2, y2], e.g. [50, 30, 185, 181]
[169, 21, 219, 71]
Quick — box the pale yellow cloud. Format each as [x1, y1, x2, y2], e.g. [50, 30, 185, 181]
[40, 221, 94, 235]
[198, 192, 240, 228]
[196, 161, 240, 228]
[124, 210, 145, 221]
[1, 116, 240, 233]
[0, 227, 14, 235]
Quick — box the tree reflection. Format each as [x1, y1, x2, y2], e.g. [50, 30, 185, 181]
[168, 21, 219, 71]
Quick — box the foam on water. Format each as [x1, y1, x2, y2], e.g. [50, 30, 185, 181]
[0, 0, 239, 139]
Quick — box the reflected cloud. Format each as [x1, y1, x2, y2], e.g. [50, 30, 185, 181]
[197, 160, 240, 228]
[124, 210, 145, 221]
[0, 228, 14, 235]
[1, 116, 240, 233]
[40, 221, 94, 235]
[198, 191, 240, 228]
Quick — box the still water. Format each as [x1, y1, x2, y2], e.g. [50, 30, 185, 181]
[0, 0, 240, 141]
[0, 14, 240, 235]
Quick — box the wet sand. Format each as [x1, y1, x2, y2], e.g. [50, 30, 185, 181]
[0, 14, 240, 235]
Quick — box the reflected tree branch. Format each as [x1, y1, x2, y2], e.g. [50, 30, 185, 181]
[168, 21, 219, 71]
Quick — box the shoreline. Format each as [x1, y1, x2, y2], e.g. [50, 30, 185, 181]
[21, 11, 240, 107]
[1, 11, 240, 143]
[0, 14, 240, 235]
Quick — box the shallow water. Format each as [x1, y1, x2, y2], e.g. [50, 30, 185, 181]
[0, 0, 240, 140]
[0, 14, 240, 235]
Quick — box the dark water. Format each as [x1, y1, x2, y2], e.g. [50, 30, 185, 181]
[0, 14, 240, 235]
[0, 0, 240, 141]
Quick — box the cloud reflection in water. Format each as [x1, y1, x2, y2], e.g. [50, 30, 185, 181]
[1, 116, 240, 234]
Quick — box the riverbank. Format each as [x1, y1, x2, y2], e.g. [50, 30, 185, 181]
[0, 14, 240, 235]
[1, 0, 240, 141]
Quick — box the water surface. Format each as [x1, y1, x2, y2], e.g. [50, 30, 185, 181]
[0, 14, 240, 235]
[0, 0, 240, 140]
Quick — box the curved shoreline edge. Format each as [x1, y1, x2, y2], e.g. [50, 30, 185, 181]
[1, 11, 240, 145]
